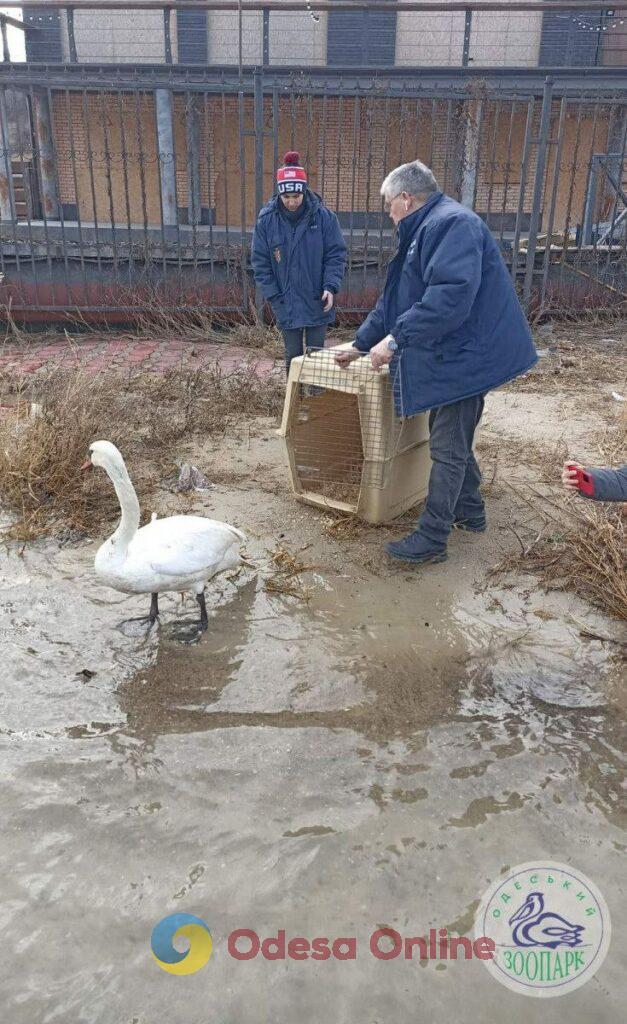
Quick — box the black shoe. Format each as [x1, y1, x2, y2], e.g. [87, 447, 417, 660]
[453, 516, 486, 533]
[386, 531, 447, 564]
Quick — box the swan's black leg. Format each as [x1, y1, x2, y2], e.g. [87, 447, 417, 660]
[196, 590, 208, 631]
[149, 592, 159, 624]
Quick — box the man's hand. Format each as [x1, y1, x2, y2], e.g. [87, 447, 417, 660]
[369, 336, 395, 371]
[562, 461, 583, 491]
[334, 345, 362, 368]
[322, 290, 334, 313]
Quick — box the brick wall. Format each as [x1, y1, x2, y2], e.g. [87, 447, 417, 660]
[49, 91, 611, 239]
[51, 92, 163, 223]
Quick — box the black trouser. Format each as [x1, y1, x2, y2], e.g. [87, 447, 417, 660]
[282, 325, 327, 374]
[415, 394, 486, 545]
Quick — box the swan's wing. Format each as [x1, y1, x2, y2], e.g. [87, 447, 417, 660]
[140, 519, 243, 578]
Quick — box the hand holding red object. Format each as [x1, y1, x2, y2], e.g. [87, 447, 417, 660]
[562, 461, 595, 497]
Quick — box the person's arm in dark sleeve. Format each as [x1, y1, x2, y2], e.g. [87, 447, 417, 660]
[353, 292, 386, 352]
[393, 216, 483, 349]
[586, 465, 627, 502]
[322, 213, 347, 295]
[251, 218, 280, 302]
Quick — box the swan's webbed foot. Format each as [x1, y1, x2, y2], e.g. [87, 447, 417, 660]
[196, 591, 209, 631]
[149, 592, 159, 625]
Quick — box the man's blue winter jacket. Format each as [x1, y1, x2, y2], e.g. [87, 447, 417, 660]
[354, 191, 538, 416]
[251, 191, 347, 329]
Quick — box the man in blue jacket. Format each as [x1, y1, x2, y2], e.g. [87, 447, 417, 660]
[252, 151, 347, 373]
[336, 159, 537, 565]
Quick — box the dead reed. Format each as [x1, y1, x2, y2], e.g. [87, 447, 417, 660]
[0, 361, 284, 540]
[495, 483, 626, 623]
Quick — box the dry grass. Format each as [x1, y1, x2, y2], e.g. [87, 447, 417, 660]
[62, 300, 286, 359]
[2, 298, 285, 359]
[0, 362, 284, 540]
[494, 483, 626, 623]
[133, 363, 283, 446]
[506, 318, 627, 401]
[263, 543, 317, 601]
[129, 306, 284, 359]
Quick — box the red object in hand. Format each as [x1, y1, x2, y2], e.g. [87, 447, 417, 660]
[567, 462, 595, 496]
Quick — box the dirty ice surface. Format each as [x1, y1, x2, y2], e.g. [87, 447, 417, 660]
[0, 525, 625, 1024]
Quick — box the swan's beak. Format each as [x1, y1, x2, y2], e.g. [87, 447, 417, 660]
[80, 458, 93, 472]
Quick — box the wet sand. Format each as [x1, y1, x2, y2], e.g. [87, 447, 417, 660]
[1, 356, 626, 1022]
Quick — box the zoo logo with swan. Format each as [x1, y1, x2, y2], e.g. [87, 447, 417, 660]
[475, 861, 611, 997]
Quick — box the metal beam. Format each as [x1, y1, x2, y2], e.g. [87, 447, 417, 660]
[2, 63, 625, 97]
[462, 9, 472, 68]
[0, 13, 32, 32]
[1, 2, 621, 12]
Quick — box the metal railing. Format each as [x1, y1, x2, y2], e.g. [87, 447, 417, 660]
[1, 2, 625, 70]
[0, 7, 625, 319]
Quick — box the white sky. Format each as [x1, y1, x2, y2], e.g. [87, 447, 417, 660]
[1, 7, 27, 62]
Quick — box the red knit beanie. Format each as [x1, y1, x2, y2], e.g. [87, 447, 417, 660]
[276, 151, 307, 195]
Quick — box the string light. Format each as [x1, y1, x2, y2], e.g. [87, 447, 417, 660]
[305, 2, 320, 23]
[570, 15, 626, 33]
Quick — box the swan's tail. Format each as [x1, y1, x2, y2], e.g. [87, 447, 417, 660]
[228, 525, 246, 543]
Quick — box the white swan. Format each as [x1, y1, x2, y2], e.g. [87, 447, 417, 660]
[82, 440, 245, 631]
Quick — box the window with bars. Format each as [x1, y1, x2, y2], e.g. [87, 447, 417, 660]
[327, 3, 397, 66]
[539, 8, 604, 66]
[24, 7, 63, 62]
[177, 10, 208, 64]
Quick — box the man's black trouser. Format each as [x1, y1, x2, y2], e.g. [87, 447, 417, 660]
[415, 394, 486, 546]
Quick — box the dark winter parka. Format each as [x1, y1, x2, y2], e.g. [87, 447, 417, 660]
[354, 191, 538, 416]
[251, 191, 347, 329]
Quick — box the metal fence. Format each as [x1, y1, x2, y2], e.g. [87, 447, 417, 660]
[0, 9, 625, 320]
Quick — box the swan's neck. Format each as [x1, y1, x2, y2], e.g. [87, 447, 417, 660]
[109, 469, 140, 551]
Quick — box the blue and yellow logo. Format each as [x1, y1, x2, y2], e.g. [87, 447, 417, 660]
[151, 914, 213, 975]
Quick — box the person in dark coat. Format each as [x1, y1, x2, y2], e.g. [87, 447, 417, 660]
[335, 159, 538, 564]
[252, 151, 347, 374]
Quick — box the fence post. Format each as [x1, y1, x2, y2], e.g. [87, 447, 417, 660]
[32, 87, 60, 220]
[582, 154, 599, 246]
[460, 101, 482, 209]
[155, 88, 177, 228]
[0, 88, 17, 222]
[186, 96, 201, 227]
[523, 77, 553, 312]
[253, 66, 265, 317]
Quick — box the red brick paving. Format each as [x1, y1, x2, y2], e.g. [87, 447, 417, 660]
[0, 336, 278, 378]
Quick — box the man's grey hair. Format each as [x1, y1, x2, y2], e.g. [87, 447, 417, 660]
[380, 160, 439, 200]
